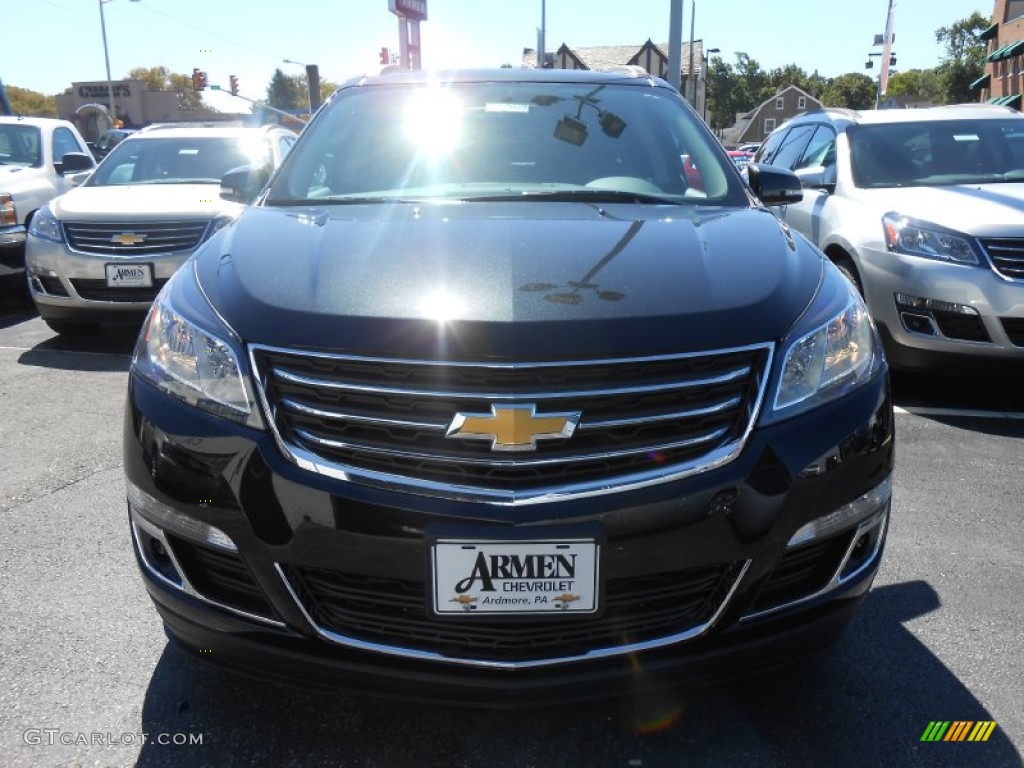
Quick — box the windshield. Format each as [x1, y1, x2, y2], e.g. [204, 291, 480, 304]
[89, 135, 271, 186]
[849, 119, 1024, 188]
[267, 80, 747, 206]
[0, 124, 42, 167]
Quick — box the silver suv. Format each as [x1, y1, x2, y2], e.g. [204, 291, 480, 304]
[25, 123, 296, 335]
[753, 105, 1024, 371]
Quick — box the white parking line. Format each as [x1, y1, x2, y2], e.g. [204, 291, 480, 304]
[895, 405, 1024, 420]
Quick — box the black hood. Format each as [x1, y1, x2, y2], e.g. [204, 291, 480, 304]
[196, 202, 822, 360]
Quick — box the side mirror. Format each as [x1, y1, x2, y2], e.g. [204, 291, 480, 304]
[794, 165, 836, 193]
[220, 164, 271, 204]
[746, 163, 803, 206]
[57, 152, 95, 175]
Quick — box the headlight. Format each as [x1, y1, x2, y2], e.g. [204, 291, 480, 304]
[1, 192, 17, 227]
[882, 213, 978, 265]
[765, 265, 884, 422]
[132, 261, 263, 429]
[27, 205, 63, 243]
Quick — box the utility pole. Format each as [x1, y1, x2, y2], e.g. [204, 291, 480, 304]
[668, 0, 683, 91]
[875, 0, 896, 109]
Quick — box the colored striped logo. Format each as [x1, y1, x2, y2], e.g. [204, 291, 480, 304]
[921, 721, 997, 742]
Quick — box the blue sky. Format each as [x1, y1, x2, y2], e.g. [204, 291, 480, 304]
[4, 0, 991, 104]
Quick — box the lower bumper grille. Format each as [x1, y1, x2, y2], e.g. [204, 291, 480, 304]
[750, 533, 853, 612]
[932, 309, 990, 342]
[284, 562, 743, 662]
[70, 277, 168, 302]
[168, 535, 276, 619]
[1001, 317, 1024, 347]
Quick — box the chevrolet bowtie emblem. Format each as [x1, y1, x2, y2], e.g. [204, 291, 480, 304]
[111, 232, 146, 246]
[446, 404, 581, 452]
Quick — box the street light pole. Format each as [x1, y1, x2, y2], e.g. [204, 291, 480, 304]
[98, 0, 139, 128]
[98, 0, 114, 120]
[283, 59, 317, 114]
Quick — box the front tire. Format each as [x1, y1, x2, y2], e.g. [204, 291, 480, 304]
[834, 256, 864, 297]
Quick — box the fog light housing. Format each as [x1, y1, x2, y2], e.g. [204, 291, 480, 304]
[127, 480, 236, 551]
[894, 293, 978, 316]
[788, 475, 891, 548]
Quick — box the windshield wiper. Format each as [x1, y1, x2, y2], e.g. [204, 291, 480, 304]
[269, 196, 423, 206]
[463, 189, 685, 205]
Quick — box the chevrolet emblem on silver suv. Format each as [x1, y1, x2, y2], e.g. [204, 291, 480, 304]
[111, 233, 147, 246]
[446, 404, 581, 451]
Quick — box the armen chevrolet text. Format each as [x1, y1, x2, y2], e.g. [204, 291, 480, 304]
[123, 68, 894, 705]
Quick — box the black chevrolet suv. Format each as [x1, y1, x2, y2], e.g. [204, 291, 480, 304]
[124, 68, 893, 704]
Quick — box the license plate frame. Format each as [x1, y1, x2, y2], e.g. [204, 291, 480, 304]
[104, 262, 153, 288]
[430, 537, 601, 617]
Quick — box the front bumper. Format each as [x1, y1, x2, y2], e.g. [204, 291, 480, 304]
[25, 235, 192, 321]
[123, 368, 894, 704]
[858, 245, 1024, 369]
[0, 225, 27, 276]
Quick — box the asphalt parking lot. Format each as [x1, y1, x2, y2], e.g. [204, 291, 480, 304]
[0, 287, 1021, 767]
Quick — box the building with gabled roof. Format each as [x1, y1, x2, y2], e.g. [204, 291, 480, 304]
[521, 39, 709, 117]
[720, 85, 823, 147]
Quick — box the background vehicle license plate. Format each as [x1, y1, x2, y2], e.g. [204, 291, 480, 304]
[432, 539, 599, 615]
[105, 262, 152, 288]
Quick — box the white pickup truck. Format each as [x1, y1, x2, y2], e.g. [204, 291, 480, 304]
[1, 116, 95, 281]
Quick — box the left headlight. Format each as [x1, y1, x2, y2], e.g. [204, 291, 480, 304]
[27, 205, 64, 243]
[132, 260, 264, 429]
[882, 213, 978, 265]
[764, 264, 884, 423]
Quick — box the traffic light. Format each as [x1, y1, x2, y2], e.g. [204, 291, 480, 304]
[191, 68, 208, 91]
[379, 47, 390, 65]
[229, 75, 239, 97]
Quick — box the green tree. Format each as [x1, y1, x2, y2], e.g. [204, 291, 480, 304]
[266, 68, 303, 111]
[935, 11, 989, 103]
[821, 73, 876, 109]
[730, 52, 773, 114]
[124, 65, 208, 112]
[6, 85, 57, 117]
[886, 69, 946, 104]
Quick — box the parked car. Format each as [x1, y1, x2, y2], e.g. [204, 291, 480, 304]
[124, 68, 893, 705]
[89, 127, 137, 161]
[0, 116, 95, 286]
[727, 149, 754, 171]
[735, 142, 761, 154]
[752, 105, 1024, 371]
[25, 123, 296, 334]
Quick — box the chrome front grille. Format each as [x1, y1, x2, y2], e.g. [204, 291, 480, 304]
[252, 344, 772, 503]
[63, 220, 210, 256]
[980, 238, 1024, 281]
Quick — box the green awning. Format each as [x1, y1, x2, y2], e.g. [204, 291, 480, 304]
[989, 39, 1024, 61]
[980, 23, 999, 41]
[987, 43, 1009, 61]
[987, 95, 1003, 103]
[970, 73, 991, 90]
[1002, 93, 1022, 109]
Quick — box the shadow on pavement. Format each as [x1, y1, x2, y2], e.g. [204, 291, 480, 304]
[134, 580, 1021, 768]
[16, 325, 139, 373]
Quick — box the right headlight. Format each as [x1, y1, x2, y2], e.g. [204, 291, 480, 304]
[27, 204, 63, 243]
[764, 264, 885, 423]
[132, 260, 264, 430]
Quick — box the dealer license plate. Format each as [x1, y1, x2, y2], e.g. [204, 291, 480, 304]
[105, 262, 153, 288]
[431, 539, 599, 615]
